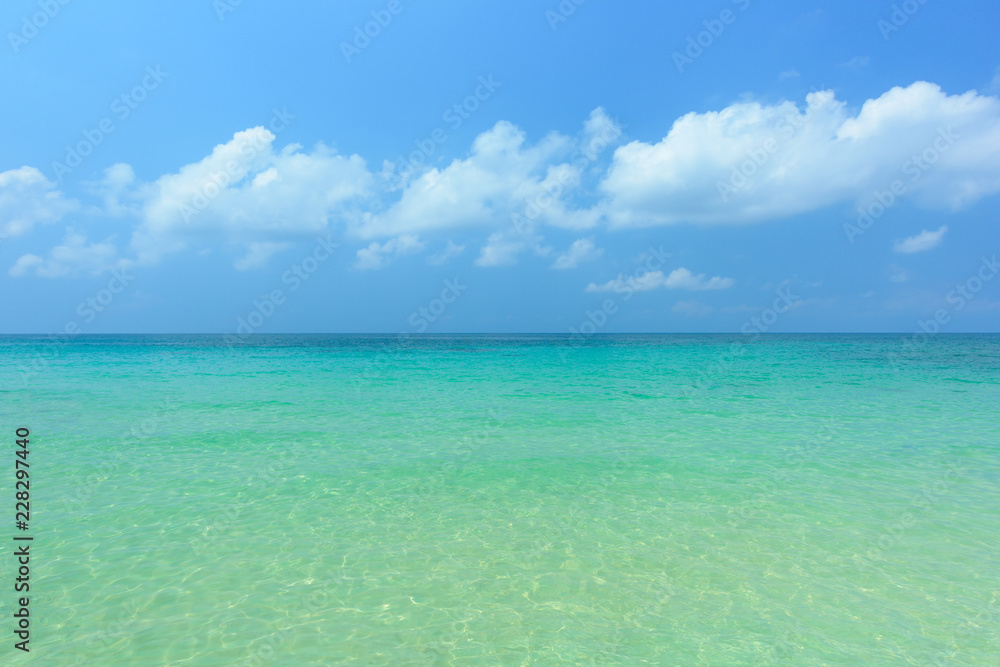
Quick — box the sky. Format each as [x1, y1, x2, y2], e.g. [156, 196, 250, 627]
[1, 0, 999, 334]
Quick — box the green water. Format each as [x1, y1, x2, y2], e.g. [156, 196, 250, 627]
[0, 334, 998, 665]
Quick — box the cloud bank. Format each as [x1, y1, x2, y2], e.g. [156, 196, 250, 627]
[600, 82, 1000, 227]
[893, 225, 948, 253]
[5, 82, 1000, 277]
[586, 268, 734, 293]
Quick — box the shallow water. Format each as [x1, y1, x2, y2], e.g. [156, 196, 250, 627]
[1, 334, 998, 665]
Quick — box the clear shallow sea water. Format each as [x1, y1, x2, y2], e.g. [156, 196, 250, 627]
[0, 334, 998, 666]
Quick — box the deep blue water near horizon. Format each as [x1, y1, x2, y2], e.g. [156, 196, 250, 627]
[0, 333, 997, 664]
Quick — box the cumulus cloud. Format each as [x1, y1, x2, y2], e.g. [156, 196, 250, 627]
[887, 264, 910, 283]
[357, 109, 620, 242]
[662, 267, 735, 290]
[4, 82, 999, 277]
[840, 56, 871, 69]
[988, 66, 1000, 95]
[126, 127, 372, 263]
[354, 117, 612, 240]
[580, 107, 623, 163]
[893, 225, 947, 253]
[474, 231, 551, 267]
[354, 234, 424, 270]
[233, 241, 291, 270]
[552, 237, 602, 269]
[599, 82, 1000, 227]
[8, 230, 127, 278]
[427, 239, 465, 265]
[475, 233, 522, 267]
[586, 267, 734, 293]
[7, 112, 616, 274]
[89, 163, 138, 217]
[586, 270, 664, 294]
[0, 166, 78, 239]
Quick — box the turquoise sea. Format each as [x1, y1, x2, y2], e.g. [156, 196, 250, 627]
[0, 334, 998, 665]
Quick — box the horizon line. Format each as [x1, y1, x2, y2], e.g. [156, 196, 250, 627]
[2, 332, 999, 337]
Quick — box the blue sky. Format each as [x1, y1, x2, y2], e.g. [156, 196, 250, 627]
[1, 0, 999, 333]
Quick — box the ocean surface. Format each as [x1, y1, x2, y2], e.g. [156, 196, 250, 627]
[0, 334, 998, 665]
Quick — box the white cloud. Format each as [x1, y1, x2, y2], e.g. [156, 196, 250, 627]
[0, 166, 77, 239]
[581, 107, 623, 161]
[89, 163, 137, 217]
[354, 234, 424, 270]
[552, 237, 602, 269]
[356, 110, 620, 240]
[475, 232, 525, 266]
[427, 239, 465, 265]
[355, 121, 578, 239]
[473, 232, 531, 267]
[475, 233, 520, 267]
[127, 127, 372, 264]
[586, 270, 664, 294]
[986, 65, 1000, 95]
[4, 82, 998, 277]
[662, 267, 735, 290]
[599, 82, 1000, 227]
[233, 241, 291, 270]
[887, 264, 910, 283]
[7, 255, 43, 277]
[8, 230, 127, 278]
[473, 227, 551, 267]
[586, 267, 734, 293]
[779, 69, 800, 81]
[840, 56, 871, 69]
[893, 225, 948, 253]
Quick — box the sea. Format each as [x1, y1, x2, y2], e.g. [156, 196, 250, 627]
[0, 334, 997, 665]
